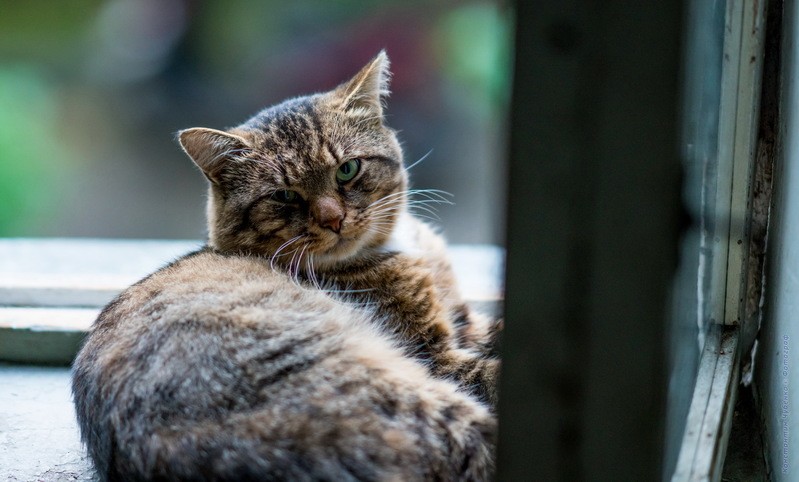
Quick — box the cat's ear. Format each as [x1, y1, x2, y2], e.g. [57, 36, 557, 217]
[178, 128, 251, 184]
[333, 50, 391, 119]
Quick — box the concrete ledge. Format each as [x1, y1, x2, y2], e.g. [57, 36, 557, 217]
[0, 363, 97, 481]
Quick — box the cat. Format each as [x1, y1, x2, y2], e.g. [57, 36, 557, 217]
[72, 51, 501, 481]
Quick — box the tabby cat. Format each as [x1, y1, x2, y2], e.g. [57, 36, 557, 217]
[72, 51, 501, 481]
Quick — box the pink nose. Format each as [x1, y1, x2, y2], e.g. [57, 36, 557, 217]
[311, 197, 345, 233]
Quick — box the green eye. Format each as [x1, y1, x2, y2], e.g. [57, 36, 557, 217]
[336, 159, 361, 183]
[274, 190, 299, 203]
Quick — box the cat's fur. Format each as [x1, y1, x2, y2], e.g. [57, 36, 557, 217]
[72, 52, 501, 481]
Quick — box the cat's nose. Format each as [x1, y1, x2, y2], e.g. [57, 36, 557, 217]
[311, 197, 345, 233]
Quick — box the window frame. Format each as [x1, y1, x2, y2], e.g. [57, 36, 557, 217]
[673, 0, 770, 479]
[498, 0, 772, 480]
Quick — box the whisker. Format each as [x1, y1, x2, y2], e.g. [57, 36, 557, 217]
[367, 223, 397, 232]
[366, 217, 396, 226]
[295, 243, 310, 285]
[366, 191, 407, 210]
[286, 245, 299, 281]
[367, 222, 396, 231]
[407, 211, 442, 223]
[322, 288, 376, 294]
[367, 220, 396, 228]
[368, 202, 404, 213]
[366, 189, 454, 213]
[370, 201, 442, 220]
[270, 235, 305, 271]
[366, 213, 401, 222]
[405, 199, 453, 209]
[407, 189, 454, 203]
[367, 227, 394, 237]
[404, 149, 434, 172]
[307, 252, 322, 290]
[407, 204, 441, 218]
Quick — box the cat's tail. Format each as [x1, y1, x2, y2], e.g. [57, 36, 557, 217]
[73, 336, 496, 482]
[116, 403, 495, 482]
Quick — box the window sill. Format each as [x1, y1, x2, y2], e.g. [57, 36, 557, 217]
[672, 324, 741, 481]
[0, 238, 504, 364]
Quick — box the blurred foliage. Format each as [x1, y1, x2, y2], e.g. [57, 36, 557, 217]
[0, 0, 511, 242]
[435, 4, 513, 112]
[0, 67, 66, 234]
[0, 1, 102, 66]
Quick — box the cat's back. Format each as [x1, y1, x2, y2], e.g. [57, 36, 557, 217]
[72, 249, 495, 481]
[91, 248, 321, 337]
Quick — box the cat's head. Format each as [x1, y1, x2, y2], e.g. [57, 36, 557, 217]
[178, 51, 407, 269]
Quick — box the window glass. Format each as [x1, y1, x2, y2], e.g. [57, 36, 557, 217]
[664, 0, 725, 476]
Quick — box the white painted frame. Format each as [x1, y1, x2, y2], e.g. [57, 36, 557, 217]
[673, 0, 767, 480]
[711, 0, 767, 328]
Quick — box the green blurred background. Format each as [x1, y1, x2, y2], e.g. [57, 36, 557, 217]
[0, 0, 511, 244]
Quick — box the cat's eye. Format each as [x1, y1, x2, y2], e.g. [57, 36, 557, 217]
[336, 159, 361, 183]
[273, 190, 299, 203]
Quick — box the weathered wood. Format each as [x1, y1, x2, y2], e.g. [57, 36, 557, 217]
[672, 324, 741, 482]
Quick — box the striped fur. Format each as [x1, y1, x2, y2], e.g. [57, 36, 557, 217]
[72, 52, 500, 481]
